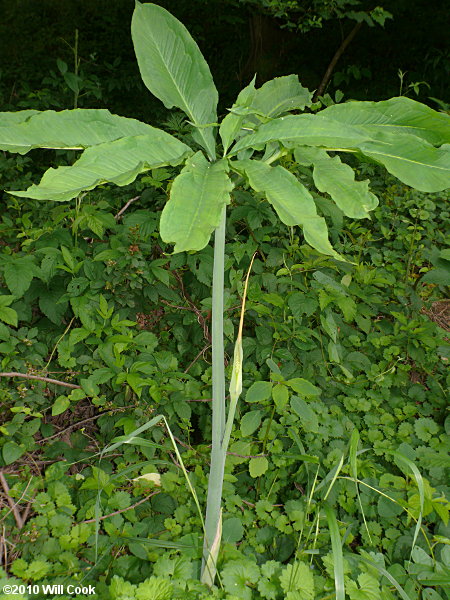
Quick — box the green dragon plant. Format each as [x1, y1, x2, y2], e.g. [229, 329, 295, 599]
[1, 1, 450, 588]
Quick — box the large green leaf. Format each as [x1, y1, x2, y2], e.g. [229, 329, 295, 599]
[0, 109, 156, 154]
[356, 133, 450, 192]
[295, 146, 378, 218]
[321, 97, 450, 146]
[234, 159, 341, 259]
[160, 152, 232, 252]
[219, 78, 257, 154]
[9, 131, 191, 201]
[250, 75, 313, 118]
[220, 75, 312, 154]
[131, 2, 218, 159]
[230, 114, 369, 154]
[231, 112, 450, 193]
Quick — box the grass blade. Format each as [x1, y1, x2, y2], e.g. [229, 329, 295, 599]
[349, 428, 371, 543]
[358, 555, 414, 600]
[388, 449, 425, 562]
[323, 502, 345, 600]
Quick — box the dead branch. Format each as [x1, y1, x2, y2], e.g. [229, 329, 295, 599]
[0, 473, 32, 530]
[79, 490, 159, 524]
[37, 413, 107, 444]
[115, 195, 140, 220]
[313, 21, 363, 102]
[0, 372, 80, 389]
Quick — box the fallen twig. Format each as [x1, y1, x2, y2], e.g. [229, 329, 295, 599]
[0, 473, 33, 530]
[186, 397, 212, 402]
[226, 452, 268, 459]
[184, 345, 211, 373]
[79, 491, 159, 524]
[37, 413, 108, 444]
[0, 372, 80, 389]
[115, 195, 140, 220]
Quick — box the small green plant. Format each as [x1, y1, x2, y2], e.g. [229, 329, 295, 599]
[1, 1, 449, 591]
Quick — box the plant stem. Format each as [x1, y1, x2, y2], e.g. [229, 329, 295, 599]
[201, 206, 226, 582]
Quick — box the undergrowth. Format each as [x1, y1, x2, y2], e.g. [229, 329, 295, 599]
[0, 152, 449, 599]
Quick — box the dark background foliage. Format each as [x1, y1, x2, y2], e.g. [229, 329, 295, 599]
[1, 0, 449, 120]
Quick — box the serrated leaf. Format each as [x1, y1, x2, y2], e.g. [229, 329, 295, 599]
[320, 310, 338, 342]
[151, 266, 170, 286]
[69, 388, 87, 402]
[126, 373, 146, 397]
[272, 384, 289, 410]
[414, 417, 439, 442]
[3, 256, 38, 297]
[52, 396, 70, 416]
[246, 381, 273, 403]
[132, 2, 218, 158]
[89, 368, 115, 385]
[328, 340, 341, 363]
[80, 378, 100, 398]
[0, 294, 15, 307]
[128, 542, 148, 561]
[69, 327, 90, 346]
[160, 152, 232, 252]
[10, 132, 191, 202]
[222, 517, 244, 543]
[347, 572, 380, 600]
[280, 562, 315, 599]
[39, 248, 61, 282]
[288, 293, 318, 320]
[0, 108, 158, 154]
[133, 473, 161, 486]
[0, 304, 18, 327]
[287, 378, 320, 396]
[234, 159, 341, 259]
[249, 456, 269, 478]
[39, 285, 68, 324]
[336, 296, 357, 321]
[2, 441, 24, 465]
[98, 294, 109, 316]
[240, 410, 262, 437]
[222, 560, 260, 600]
[290, 397, 319, 433]
[86, 215, 105, 238]
[421, 267, 450, 285]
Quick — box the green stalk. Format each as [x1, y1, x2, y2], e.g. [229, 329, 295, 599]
[201, 206, 226, 585]
[201, 242, 255, 586]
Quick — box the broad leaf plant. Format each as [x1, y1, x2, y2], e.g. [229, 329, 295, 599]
[1, 1, 449, 587]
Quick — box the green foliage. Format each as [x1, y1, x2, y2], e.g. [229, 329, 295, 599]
[236, 0, 392, 33]
[0, 2, 448, 599]
[0, 156, 448, 600]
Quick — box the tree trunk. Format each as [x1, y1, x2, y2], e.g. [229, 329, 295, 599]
[240, 11, 284, 85]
